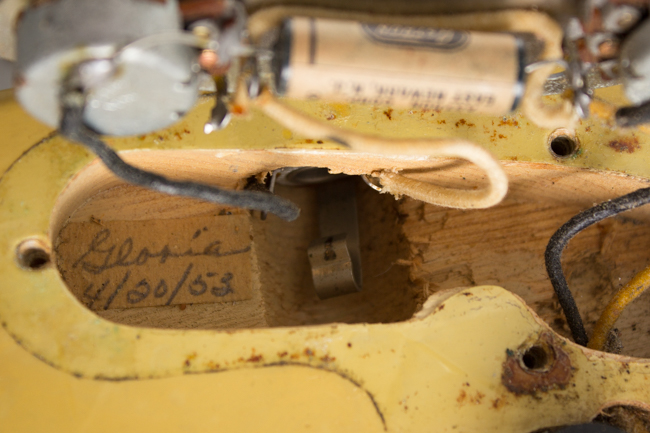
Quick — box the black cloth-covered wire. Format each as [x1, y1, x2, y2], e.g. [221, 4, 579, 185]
[545, 187, 650, 346]
[616, 101, 650, 128]
[59, 98, 300, 222]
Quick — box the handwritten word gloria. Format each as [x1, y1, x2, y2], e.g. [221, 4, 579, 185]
[72, 228, 251, 276]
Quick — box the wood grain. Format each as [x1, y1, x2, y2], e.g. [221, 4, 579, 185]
[52, 150, 650, 358]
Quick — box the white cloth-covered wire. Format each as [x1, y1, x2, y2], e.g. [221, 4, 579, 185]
[253, 90, 508, 209]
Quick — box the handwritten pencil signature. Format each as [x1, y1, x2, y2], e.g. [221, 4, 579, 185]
[73, 229, 251, 275]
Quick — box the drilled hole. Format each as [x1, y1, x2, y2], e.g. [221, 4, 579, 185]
[549, 135, 578, 158]
[16, 240, 51, 270]
[521, 345, 550, 370]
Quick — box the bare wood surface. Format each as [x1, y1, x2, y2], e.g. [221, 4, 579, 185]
[400, 163, 650, 359]
[52, 150, 650, 358]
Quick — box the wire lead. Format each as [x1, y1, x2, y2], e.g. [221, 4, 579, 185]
[59, 78, 300, 222]
[545, 187, 650, 346]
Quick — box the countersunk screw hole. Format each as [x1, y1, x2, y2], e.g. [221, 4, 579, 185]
[549, 135, 578, 158]
[521, 345, 549, 370]
[16, 239, 51, 270]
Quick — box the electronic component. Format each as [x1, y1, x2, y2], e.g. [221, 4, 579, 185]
[15, 0, 199, 136]
[272, 17, 526, 114]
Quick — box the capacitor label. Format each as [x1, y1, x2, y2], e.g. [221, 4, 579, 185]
[276, 17, 523, 114]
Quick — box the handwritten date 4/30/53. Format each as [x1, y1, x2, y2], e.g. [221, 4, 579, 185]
[82, 263, 235, 310]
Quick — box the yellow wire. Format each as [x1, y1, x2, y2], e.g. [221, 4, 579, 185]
[588, 264, 650, 351]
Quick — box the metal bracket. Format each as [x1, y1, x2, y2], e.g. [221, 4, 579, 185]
[308, 177, 362, 300]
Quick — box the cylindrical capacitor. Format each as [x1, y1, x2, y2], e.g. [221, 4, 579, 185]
[273, 17, 526, 114]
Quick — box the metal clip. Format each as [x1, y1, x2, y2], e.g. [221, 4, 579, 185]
[276, 167, 363, 299]
[308, 176, 362, 300]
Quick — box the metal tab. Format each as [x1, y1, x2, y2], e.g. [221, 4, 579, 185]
[308, 177, 362, 300]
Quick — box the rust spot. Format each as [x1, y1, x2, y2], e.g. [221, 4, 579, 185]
[290, 353, 299, 360]
[347, 342, 352, 348]
[453, 119, 475, 127]
[231, 105, 245, 115]
[304, 348, 315, 357]
[585, 126, 591, 132]
[463, 292, 473, 297]
[457, 390, 467, 403]
[206, 361, 220, 370]
[498, 119, 519, 127]
[317, 140, 323, 144]
[438, 120, 446, 124]
[184, 359, 191, 367]
[326, 114, 336, 120]
[320, 355, 336, 362]
[383, 109, 394, 120]
[278, 351, 288, 358]
[498, 134, 507, 139]
[436, 304, 445, 312]
[178, 303, 186, 311]
[247, 354, 263, 363]
[492, 398, 505, 409]
[608, 137, 640, 153]
[502, 333, 573, 395]
[305, 139, 313, 144]
[470, 391, 485, 404]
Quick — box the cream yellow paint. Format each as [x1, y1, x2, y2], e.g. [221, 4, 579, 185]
[2, 84, 650, 433]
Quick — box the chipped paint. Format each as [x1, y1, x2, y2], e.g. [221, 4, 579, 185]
[3, 83, 650, 432]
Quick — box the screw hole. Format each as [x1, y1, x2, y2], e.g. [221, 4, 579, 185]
[16, 239, 51, 270]
[521, 345, 550, 370]
[549, 135, 578, 158]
